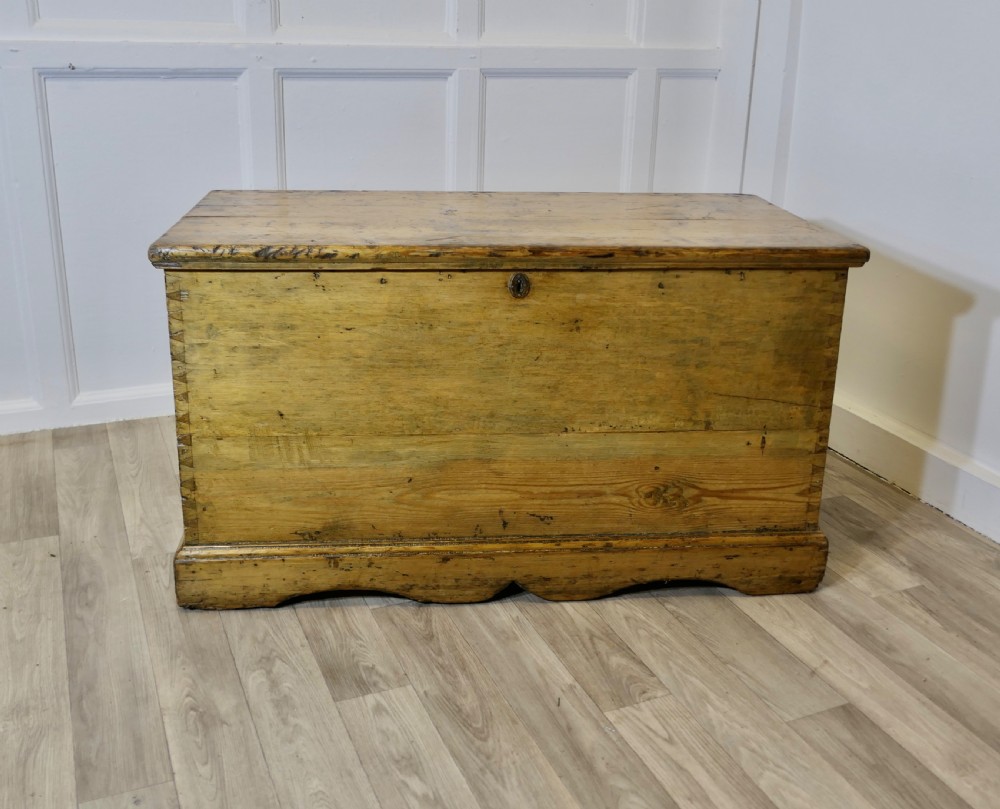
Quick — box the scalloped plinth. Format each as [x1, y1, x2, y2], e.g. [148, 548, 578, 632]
[174, 532, 828, 609]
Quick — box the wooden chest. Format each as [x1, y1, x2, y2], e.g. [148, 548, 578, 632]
[150, 191, 868, 608]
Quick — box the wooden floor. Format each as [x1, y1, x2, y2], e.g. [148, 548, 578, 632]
[2, 418, 1000, 809]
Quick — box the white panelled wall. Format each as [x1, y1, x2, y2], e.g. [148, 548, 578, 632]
[10, 1, 995, 543]
[0, 0, 767, 435]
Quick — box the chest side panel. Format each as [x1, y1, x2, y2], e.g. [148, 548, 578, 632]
[169, 267, 846, 543]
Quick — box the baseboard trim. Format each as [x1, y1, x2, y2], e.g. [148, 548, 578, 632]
[830, 395, 1000, 543]
[71, 382, 173, 407]
[0, 384, 173, 436]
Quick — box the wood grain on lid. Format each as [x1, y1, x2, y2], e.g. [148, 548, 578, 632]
[149, 190, 870, 270]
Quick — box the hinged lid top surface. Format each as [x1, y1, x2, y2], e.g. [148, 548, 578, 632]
[149, 190, 869, 271]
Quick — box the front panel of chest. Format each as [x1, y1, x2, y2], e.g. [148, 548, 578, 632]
[167, 267, 846, 547]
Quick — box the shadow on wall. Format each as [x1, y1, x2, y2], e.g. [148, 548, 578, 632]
[829, 239, 1000, 537]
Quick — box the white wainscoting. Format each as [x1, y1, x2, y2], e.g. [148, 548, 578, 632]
[0, 0, 782, 435]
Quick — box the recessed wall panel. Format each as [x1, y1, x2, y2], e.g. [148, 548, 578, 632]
[38, 0, 233, 23]
[279, 0, 448, 38]
[651, 76, 716, 191]
[282, 74, 450, 191]
[0, 186, 34, 406]
[0, 284, 32, 404]
[44, 74, 244, 398]
[482, 0, 628, 43]
[643, 0, 723, 47]
[483, 74, 629, 191]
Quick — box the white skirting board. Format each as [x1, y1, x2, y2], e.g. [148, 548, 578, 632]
[0, 385, 173, 436]
[830, 395, 1000, 544]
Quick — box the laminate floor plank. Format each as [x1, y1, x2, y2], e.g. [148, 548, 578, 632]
[906, 576, 1000, 640]
[133, 553, 279, 809]
[877, 585, 1000, 674]
[296, 597, 408, 702]
[374, 604, 579, 809]
[825, 453, 992, 546]
[658, 587, 846, 721]
[338, 685, 482, 809]
[54, 425, 171, 804]
[919, 517, 999, 573]
[0, 430, 58, 543]
[446, 599, 679, 809]
[820, 495, 925, 588]
[78, 781, 180, 809]
[821, 496, 923, 597]
[609, 694, 778, 809]
[109, 419, 184, 558]
[789, 704, 972, 809]
[221, 608, 381, 809]
[0, 537, 76, 809]
[154, 415, 179, 476]
[363, 593, 410, 608]
[820, 496, 1000, 631]
[594, 594, 877, 809]
[733, 592, 1000, 809]
[516, 595, 670, 711]
[4, 419, 1000, 809]
[822, 452, 887, 496]
[810, 571, 1000, 750]
[110, 414, 276, 808]
[825, 456, 1000, 584]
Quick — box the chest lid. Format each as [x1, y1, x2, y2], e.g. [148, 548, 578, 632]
[149, 190, 869, 271]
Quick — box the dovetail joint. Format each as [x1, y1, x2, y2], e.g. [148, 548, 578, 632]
[165, 272, 199, 543]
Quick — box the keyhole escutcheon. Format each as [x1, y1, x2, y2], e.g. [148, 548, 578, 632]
[508, 272, 531, 299]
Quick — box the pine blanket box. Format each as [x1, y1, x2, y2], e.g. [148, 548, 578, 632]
[149, 190, 869, 609]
